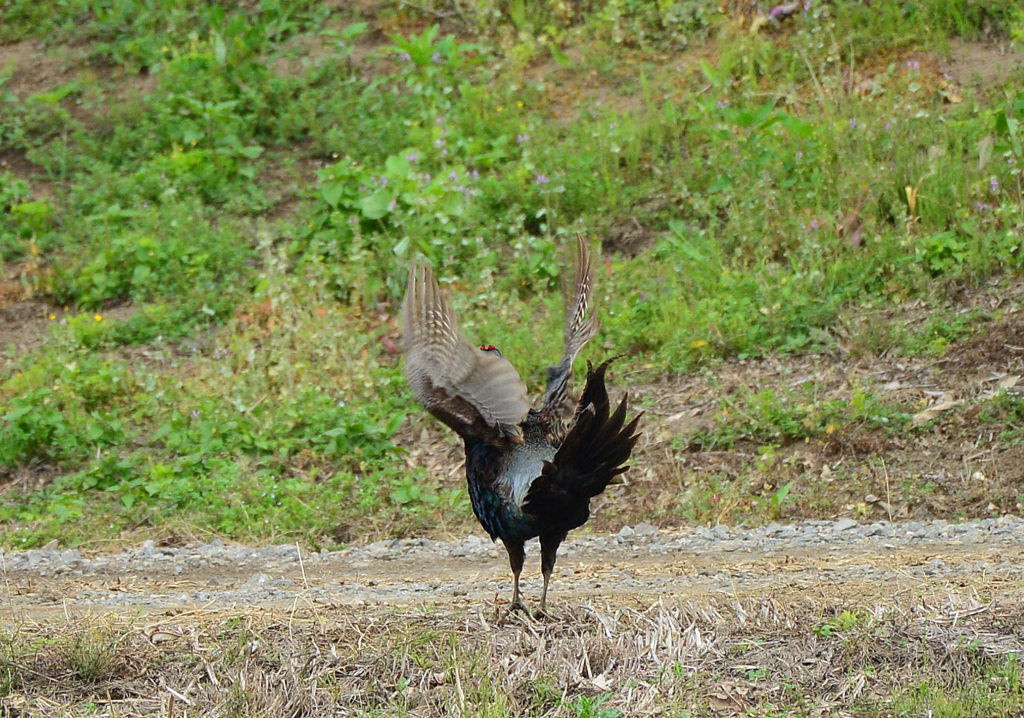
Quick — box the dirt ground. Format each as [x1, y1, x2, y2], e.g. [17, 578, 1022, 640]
[4, 524, 1024, 618]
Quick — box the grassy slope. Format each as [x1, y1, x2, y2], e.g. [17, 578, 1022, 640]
[0, 0, 1023, 548]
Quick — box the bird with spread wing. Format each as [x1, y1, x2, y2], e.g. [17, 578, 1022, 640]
[402, 235, 642, 614]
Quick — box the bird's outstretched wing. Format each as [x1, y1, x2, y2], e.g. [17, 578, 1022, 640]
[402, 257, 530, 443]
[541, 233, 599, 436]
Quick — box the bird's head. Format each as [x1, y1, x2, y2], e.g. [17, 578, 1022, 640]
[480, 344, 504, 358]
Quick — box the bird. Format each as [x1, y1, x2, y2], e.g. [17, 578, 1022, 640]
[401, 235, 642, 614]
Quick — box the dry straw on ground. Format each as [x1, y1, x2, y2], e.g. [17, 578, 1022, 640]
[2, 588, 1022, 716]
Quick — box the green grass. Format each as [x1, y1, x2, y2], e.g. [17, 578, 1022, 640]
[1, 0, 1024, 547]
[884, 655, 1024, 717]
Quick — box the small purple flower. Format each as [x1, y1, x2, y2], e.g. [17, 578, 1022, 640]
[535, 174, 550, 185]
[449, 170, 459, 182]
[990, 177, 999, 193]
[191, 410, 201, 419]
[142, 202, 149, 208]
[389, 199, 398, 211]
[432, 52, 442, 64]
[436, 116, 444, 126]
[405, 152, 420, 162]
[976, 201, 991, 212]
[398, 52, 411, 63]
[716, 100, 727, 109]
[337, 40, 345, 49]
[161, 173, 167, 180]
[434, 138, 445, 149]
[471, 169, 479, 180]
[907, 59, 920, 70]
[811, 219, 819, 229]
[517, 133, 530, 144]
[885, 121, 891, 131]
[848, 118, 857, 129]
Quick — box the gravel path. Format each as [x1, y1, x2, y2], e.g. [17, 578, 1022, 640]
[3, 516, 1023, 619]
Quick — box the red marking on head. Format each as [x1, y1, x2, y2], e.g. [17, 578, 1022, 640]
[480, 344, 497, 352]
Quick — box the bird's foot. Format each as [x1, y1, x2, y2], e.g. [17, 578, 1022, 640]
[507, 598, 531, 615]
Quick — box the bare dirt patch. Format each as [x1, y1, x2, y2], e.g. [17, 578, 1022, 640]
[0, 147, 48, 200]
[0, 40, 83, 100]
[943, 39, 1024, 89]
[603, 216, 659, 258]
[0, 295, 137, 371]
[0, 299, 54, 361]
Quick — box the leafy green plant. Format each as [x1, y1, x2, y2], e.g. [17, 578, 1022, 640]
[0, 172, 30, 208]
[52, 206, 253, 316]
[756, 480, 795, 520]
[1, 355, 133, 466]
[814, 609, 862, 638]
[0, 171, 45, 257]
[564, 692, 622, 718]
[384, 25, 482, 115]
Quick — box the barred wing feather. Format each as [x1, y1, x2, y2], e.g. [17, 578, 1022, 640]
[402, 257, 530, 443]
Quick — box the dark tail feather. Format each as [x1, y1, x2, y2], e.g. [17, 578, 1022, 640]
[523, 359, 642, 518]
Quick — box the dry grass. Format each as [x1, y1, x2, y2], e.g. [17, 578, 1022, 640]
[2, 588, 1022, 717]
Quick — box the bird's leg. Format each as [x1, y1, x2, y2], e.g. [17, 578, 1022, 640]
[501, 538, 528, 613]
[538, 532, 567, 616]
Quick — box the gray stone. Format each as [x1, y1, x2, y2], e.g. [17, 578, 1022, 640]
[833, 519, 859, 532]
[241, 573, 273, 591]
